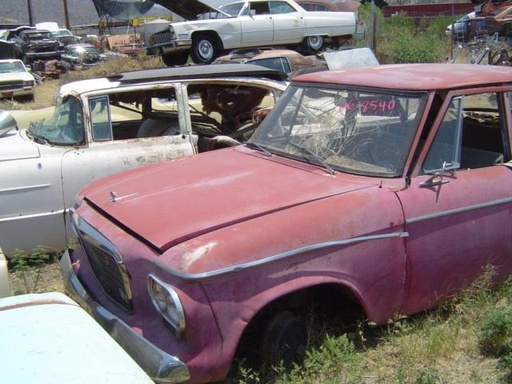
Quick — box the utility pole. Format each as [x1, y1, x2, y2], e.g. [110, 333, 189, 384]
[27, 0, 34, 25]
[63, 0, 71, 29]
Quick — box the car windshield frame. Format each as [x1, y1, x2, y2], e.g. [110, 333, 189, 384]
[27, 95, 84, 146]
[249, 84, 428, 177]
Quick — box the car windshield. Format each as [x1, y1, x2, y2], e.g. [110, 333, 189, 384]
[249, 85, 427, 177]
[51, 29, 72, 37]
[27, 96, 84, 145]
[0, 61, 27, 73]
[26, 31, 53, 40]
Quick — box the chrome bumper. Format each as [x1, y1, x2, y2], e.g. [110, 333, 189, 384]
[60, 250, 190, 384]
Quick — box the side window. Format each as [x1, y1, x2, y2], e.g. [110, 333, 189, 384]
[270, 1, 296, 14]
[187, 84, 279, 151]
[422, 93, 505, 174]
[247, 57, 291, 73]
[250, 1, 270, 14]
[423, 97, 463, 173]
[90, 96, 112, 141]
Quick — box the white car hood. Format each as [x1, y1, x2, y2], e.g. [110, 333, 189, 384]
[0, 130, 40, 161]
[0, 71, 33, 83]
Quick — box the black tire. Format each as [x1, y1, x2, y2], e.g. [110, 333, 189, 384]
[161, 51, 188, 67]
[261, 311, 307, 371]
[304, 35, 324, 52]
[190, 34, 219, 64]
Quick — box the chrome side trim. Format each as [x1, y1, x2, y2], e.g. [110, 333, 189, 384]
[158, 232, 409, 281]
[0, 209, 65, 222]
[406, 196, 512, 225]
[0, 183, 51, 193]
[60, 251, 190, 384]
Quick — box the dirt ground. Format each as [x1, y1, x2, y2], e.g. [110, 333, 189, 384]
[8, 260, 64, 296]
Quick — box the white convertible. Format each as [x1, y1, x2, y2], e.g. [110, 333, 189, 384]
[149, 0, 357, 65]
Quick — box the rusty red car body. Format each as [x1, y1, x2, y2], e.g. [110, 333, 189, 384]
[61, 64, 512, 383]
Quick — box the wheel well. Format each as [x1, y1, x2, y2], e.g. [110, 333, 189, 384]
[233, 283, 364, 367]
[191, 30, 223, 51]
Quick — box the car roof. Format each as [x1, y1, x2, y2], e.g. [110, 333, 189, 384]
[0, 59, 24, 64]
[58, 63, 286, 96]
[107, 63, 287, 83]
[292, 63, 512, 91]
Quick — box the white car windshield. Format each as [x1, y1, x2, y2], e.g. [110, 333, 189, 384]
[27, 96, 84, 145]
[0, 61, 28, 73]
[249, 85, 427, 177]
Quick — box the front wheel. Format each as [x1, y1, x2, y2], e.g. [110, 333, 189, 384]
[304, 35, 324, 52]
[190, 34, 219, 64]
[261, 311, 307, 371]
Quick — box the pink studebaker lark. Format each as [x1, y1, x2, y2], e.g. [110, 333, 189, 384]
[61, 63, 512, 383]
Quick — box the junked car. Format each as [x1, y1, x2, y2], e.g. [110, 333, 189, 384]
[0, 64, 286, 257]
[60, 43, 104, 70]
[0, 59, 36, 101]
[147, 0, 357, 65]
[9, 28, 62, 64]
[0, 292, 154, 383]
[213, 47, 327, 76]
[61, 63, 512, 383]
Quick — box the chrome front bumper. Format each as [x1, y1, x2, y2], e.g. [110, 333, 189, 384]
[60, 250, 190, 384]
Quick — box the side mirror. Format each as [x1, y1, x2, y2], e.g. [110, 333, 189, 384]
[0, 110, 18, 137]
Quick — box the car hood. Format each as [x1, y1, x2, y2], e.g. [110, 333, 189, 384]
[0, 130, 40, 161]
[80, 146, 376, 252]
[0, 72, 33, 83]
[154, 0, 220, 20]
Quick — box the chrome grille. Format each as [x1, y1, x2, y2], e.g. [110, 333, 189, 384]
[0, 81, 24, 92]
[73, 212, 133, 312]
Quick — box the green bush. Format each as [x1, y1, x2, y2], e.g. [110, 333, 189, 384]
[478, 306, 512, 356]
[389, 32, 445, 63]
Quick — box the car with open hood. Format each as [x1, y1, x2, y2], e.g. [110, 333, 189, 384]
[61, 63, 512, 383]
[0, 64, 286, 257]
[148, 0, 357, 65]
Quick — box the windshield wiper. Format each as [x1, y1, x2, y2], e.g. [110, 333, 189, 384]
[26, 121, 51, 145]
[246, 142, 272, 157]
[289, 141, 336, 175]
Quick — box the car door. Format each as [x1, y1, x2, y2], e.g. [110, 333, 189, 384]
[398, 90, 512, 315]
[240, 1, 274, 45]
[269, 0, 303, 43]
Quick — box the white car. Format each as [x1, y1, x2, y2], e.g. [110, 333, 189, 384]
[148, 0, 357, 65]
[0, 59, 36, 102]
[0, 64, 286, 257]
[0, 292, 155, 383]
[445, 11, 476, 37]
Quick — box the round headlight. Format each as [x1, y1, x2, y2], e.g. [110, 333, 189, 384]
[148, 274, 186, 338]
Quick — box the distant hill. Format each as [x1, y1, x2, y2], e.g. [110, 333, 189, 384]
[0, 0, 230, 28]
[0, 0, 98, 27]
